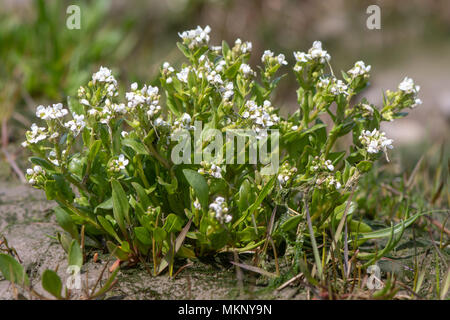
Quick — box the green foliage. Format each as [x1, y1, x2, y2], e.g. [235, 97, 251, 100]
[21, 26, 423, 278]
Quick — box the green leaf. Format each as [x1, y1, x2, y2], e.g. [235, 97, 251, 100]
[134, 227, 152, 245]
[67, 96, 84, 115]
[357, 160, 373, 173]
[68, 240, 83, 269]
[87, 140, 102, 164]
[94, 197, 113, 213]
[106, 241, 129, 261]
[222, 40, 230, 57]
[237, 179, 251, 213]
[182, 169, 209, 209]
[163, 214, 183, 234]
[29, 157, 54, 171]
[153, 227, 167, 243]
[350, 213, 421, 242]
[157, 219, 192, 275]
[233, 176, 275, 228]
[111, 179, 130, 235]
[54, 207, 79, 241]
[122, 138, 149, 155]
[97, 216, 121, 243]
[41, 270, 62, 299]
[224, 60, 241, 79]
[131, 182, 151, 210]
[0, 253, 29, 286]
[176, 42, 191, 58]
[280, 214, 304, 232]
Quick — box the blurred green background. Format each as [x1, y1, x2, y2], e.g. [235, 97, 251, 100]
[0, 0, 449, 180]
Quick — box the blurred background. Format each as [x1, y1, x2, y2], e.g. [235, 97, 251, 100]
[0, 0, 449, 181]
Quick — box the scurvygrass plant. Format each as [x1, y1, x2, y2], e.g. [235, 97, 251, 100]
[21, 26, 423, 277]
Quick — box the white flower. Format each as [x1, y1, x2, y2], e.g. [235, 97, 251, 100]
[293, 51, 310, 63]
[193, 199, 202, 210]
[209, 196, 231, 224]
[80, 99, 90, 106]
[64, 114, 86, 136]
[277, 54, 288, 65]
[329, 79, 348, 96]
[36, 103, 68, 120]
[154, 117, 168, 128]
[131, 82, 138, 91]
[121, 131, 129, 138]
[327, 177, 341, 190]
[262, 50, 274, 63]
[309, 41, 330, 63]
[176, 67, 190, 83]
[92, 66, 118, 97]
[324, 160, 334, 171]
[112, 154, 129, 171]
[277, 165, 297, 188]
[27, 123, 47, 144]
[398, 77, 420, 94]
[348, 60, 371, 77]
[235, 38, 252, 54]
[411, 98, 422, 108]
[241, 100, 279, 139]
[198, 161, 222, 179]
[318, 77, 348, 96]
[178, 25, 211, 49]
[36, 105, 50, 120]
[359, 129, 394, 159]
[126, 83, 160, 119]
[26, 165, 43, 184]
[221, 82, 234, 101]
[240, 64, 255, 77]
[262, 50, 287, 66]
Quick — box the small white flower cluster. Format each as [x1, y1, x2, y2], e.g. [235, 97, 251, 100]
[92, 66, 118, 97]
[36, 103, 69, 120]
[198, 161, 222, 179]
[239, 63, 256, 78]
[25, 165, 43, 185]
[88, 98, 127, 124]
[310, 157, 335, 172]
[261, 50, 288, 66]
[162, 62, 175, 83]
[293, 41, 330, 65]
[64, 113, 86, 136]
[178, 25, 211, 49]
[241, 100, 280, 138]
[23, 123, 47, 146]
[176, 67, 190, 83]
[220, 82, 234, 101]
[154, 117, 169, 128]
[359, 103, 375, 115]
[126, 83, 161, 119]
[326, 176, 342, 190]
[193, 198, 202, 210]
[48, 150, 62, 166]
[359, 129, 394, 155]
[110, 154, 129, 172]
[234, 38, 252, 54]
[277, 165, 297, 188]
[317, 76, 349, 96]
[348, 61, 371, 77]
[209, 196, 232, 224]
[398, 77, 422, 108]
[172, 113, 195, 133]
